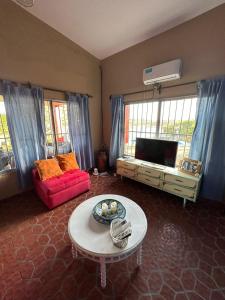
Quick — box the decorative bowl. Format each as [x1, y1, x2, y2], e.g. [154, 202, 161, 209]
[92, 199, 126, 225]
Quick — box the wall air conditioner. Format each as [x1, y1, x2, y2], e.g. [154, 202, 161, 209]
[143, 59, 182, 85]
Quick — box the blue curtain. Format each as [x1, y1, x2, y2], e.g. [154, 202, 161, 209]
[189, 76, 225, 201]
[67, 93, 94, 170]
[109, 95, 124, 168]
[32, 86, 46, 159]
[3, 81, 45, 188]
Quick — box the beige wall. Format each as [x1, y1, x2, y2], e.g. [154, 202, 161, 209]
[101, 4, 225, 147]
[1, 2, 225, 200]
[0, 0, 101, 199]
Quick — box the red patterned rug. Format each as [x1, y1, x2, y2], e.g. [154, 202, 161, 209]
[0, 175, 225, 300]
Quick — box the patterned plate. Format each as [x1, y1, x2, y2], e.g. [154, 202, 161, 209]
[92, 199, 126, 225]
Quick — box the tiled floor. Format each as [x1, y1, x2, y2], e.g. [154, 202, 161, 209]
[0, 175, 225, 300]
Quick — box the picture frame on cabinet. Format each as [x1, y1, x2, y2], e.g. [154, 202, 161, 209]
[179, 157, 202, 177]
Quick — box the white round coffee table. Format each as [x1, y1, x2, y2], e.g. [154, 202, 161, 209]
[68, 194, 147, 288]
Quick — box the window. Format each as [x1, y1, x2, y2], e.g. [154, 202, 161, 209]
[44, 100, 71, 157]
[124, 96, 197, 165]
[0, 95, 15, 171]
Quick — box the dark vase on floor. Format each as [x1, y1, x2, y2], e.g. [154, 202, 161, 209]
[97, 150, 108, 173]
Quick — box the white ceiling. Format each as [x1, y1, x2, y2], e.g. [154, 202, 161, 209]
[13, 0, 225, 59]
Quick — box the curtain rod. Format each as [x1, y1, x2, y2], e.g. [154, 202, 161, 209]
[44, 86, 93, 98]
[0, 78, 93, 98]
[110, 80, 197, 98]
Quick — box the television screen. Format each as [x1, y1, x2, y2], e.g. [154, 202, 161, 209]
[135, 138, 178, 167]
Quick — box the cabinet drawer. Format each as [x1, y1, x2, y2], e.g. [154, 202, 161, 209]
[137, 174, 160, 187]
[117, 161, 137, 171]
[164, 174, 196, 188]
[117, 167, 135, 178]
[163, 183, 195, 198]
[138, 167, 161, 178]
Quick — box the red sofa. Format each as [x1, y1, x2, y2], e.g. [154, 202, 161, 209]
[32, 168, 91, 209]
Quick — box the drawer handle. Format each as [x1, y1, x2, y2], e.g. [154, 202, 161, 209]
[144, 178, 158, 185]
[145, 178, 155, 183]
[175, 179, 183, 182]
[145, 171, 152, 174]
[169, 187, 193, 198]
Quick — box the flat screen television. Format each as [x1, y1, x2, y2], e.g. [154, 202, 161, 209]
[135, 138, 178, 167]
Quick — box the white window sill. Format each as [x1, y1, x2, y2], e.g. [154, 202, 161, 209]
[0, 169, 17, 176]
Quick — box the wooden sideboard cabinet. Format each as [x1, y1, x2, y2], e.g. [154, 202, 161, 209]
[117, 158, 202, 207]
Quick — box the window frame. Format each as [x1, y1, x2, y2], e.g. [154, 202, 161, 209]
[124, 95, 198, 165]
[44, 98, 71, 157]
[0, 95, 16, 174]
[0, 96, 71, 173]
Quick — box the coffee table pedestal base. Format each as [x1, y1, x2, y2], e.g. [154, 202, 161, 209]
[71, 243, 143, 288]
[100, 257, 106, 288]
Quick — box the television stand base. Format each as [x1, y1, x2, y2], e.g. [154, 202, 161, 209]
[117, 158, 201, 206]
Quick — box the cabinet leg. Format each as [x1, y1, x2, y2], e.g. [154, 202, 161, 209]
[137, 245, 142, 266]
[183, 198, 187, 208]
[100, 257, 106, 288]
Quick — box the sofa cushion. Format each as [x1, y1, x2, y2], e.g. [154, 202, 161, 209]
[56, 152, 79, 172]
[39, 169, 90, 195]
[35, 159, 63, 181]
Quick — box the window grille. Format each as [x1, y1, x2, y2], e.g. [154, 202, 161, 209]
[124, 96, 198, 165]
